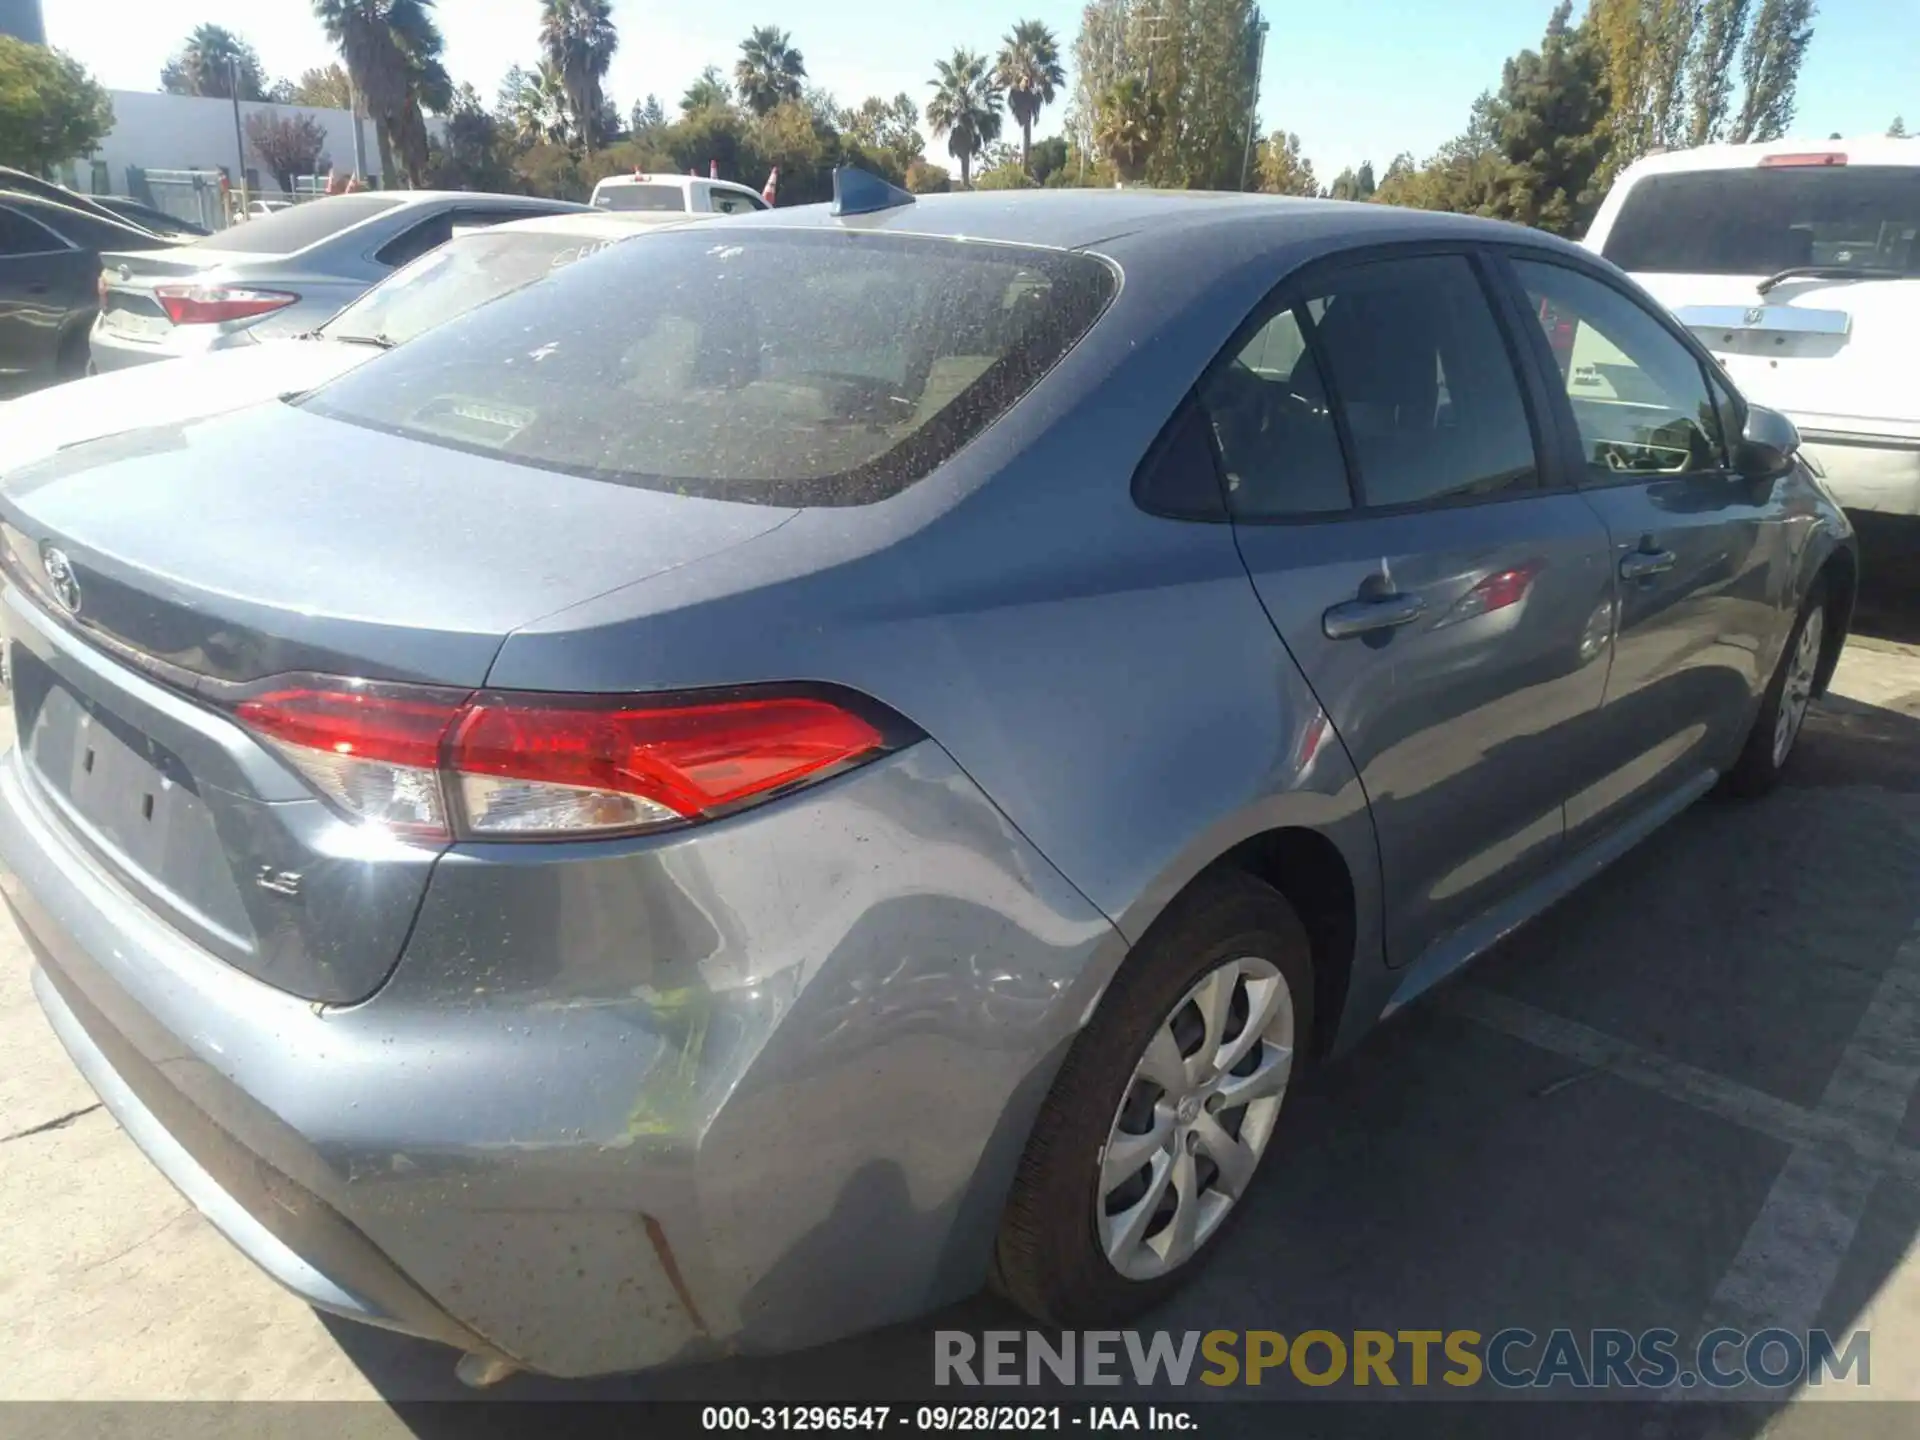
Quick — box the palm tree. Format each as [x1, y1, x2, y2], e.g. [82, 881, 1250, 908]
[734, 26, 806, 117]
[538, 0, 619, 154]
[994, 20, 1064, 175]
[161, 24, 266, 100]
[312, 0, 446, 187]
[681, 65, 731, 116]
[504, 61, 571, 146]
[1094, 75, 1163, 185]
[925, 49, 1003, 189]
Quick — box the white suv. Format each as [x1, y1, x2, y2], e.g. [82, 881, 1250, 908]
[1585, 137, 1920, 518]
[588, 172, 768, 216]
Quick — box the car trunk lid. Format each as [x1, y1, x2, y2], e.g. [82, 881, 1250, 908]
[0, 403, 797, 1002]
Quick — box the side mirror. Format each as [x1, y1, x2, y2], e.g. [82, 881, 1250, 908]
[1734, 404, 1801, 479]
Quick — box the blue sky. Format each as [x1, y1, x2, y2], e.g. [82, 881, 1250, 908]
[46, 0, 1919, 178]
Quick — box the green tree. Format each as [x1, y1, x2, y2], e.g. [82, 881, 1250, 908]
[426, 82, 514, 189]
[1731, 0, 1817, 142]
[291, 63, 354, 109]
[926, 48, 1003, 188]
[681, 66, 730, 116]
[500, 61, 570, 146]
[1254, 128, 1317, 195]
[1094, 74, 1163, 184]
[0, 38, 113, 175]
[161, 25, 268, 100]
[1891, 115, 1910, 138]
[1029, 134, 1069, 183]
[735, 26, 806, 117]
[312, 0, 449, 187]
[1483, 2, 1612, 234]
[1070, 0, 1264, 191]
[841, 93, 923, 172]
[995, 19, 1065, 175]
[1371, 151, 1417, 203]
[1593, 0, 1695, 171]
[905, 157, 951, 192]
[1686, 0, 1751, 145]
[1328, 159, 1376, 200]
[631, 93, 666, 138]
[246, 110, 329, 191]
[540, 0, 618, 154]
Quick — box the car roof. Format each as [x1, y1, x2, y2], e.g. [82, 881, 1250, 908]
[690, 187, 1586, 263]
[1612, 136, 1920, 183]
[490, 211, 714, 239]
[595, 173, 763, 198]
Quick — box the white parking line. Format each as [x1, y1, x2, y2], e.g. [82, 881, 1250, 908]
[1702, 916, 1920, 1340]
[1442, 985, 1920, 1190]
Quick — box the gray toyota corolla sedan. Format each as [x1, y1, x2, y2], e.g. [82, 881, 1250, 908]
[0, 174, 1856, 1383]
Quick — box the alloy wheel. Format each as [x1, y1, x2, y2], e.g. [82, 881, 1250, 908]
[1095, 956, 1295, 1281]
[1772, 606, 1824, 768]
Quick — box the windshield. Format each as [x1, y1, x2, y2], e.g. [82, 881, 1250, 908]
[300, 228, 1116, 506]
[188, 194, 403, 254]
[320, 226, 634, 347]
[594, 183, 688, 213]
[1601, 166, 1920, 277]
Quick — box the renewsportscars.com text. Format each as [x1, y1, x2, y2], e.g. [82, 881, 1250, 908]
[934, 1328, 1871, 1390]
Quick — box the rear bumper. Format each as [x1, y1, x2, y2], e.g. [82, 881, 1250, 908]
[1796, 427, 1920, 518]
[0, 721, 1118, 1377]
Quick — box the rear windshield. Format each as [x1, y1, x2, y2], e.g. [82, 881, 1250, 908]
[1602, 166, 1920, 276]
[299, 228, 1117, 506]
[188, 194, 403, 254]
[320, 227, 634, 347]
[594, 184, 687, 213]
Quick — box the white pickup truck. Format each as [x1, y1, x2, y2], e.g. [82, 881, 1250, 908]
[588, 172, 769, 216]
[1585, 137, 1920, 519]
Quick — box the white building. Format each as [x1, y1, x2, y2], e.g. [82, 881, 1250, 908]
[78, 89, 382, 201]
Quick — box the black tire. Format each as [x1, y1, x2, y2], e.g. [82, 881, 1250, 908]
[1723, 574, 1829, 798]
[55, 325, 89, 383]
[992, 870, 1315, 1326]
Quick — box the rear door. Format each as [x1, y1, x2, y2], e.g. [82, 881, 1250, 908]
[0, 205, 82, 390]
[1209, 249, 1616, 968]
[1502, 254, 1798, 846]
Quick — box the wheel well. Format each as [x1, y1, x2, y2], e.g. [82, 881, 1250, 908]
[1210, 827, 1356, 1058]
[1813, 548, 1856, 697]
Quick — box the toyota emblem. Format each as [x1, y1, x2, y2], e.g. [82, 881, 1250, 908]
[41, 545, 81, 614]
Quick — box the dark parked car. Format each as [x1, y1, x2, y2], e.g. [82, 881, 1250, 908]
[0, 178, 1856, 1384]
[92, 195, 209, 239]
[0, 193, 178, 395]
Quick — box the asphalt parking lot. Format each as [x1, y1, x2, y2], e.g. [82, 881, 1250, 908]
[2, 569, 1918, 1433]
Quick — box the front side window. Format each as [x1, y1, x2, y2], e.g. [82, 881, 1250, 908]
[300, 228, 1116, 506]
[594, 184, 687, 213]
[1515, 259, 1725, 477]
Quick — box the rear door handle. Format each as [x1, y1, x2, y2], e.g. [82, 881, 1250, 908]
[1619, 549, 1677, 580]
[1323, 592, 1427, 640]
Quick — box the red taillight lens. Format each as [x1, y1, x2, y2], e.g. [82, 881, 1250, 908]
[153, 284, 299, 325]
[229, 683, 898, 843]
[451, 695, 886, 834]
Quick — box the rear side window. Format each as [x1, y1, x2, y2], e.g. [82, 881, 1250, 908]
[300, 229, 1116, 506]
[1200, 306, 1351, 517]
[8, 200, 139, 253]
[1310, 255, 1538, 509]
[1602, 167, 1920, 276]
[188, 195, 403, 254]
[594, 184, 687, 213]
[709, 191, 764, 215]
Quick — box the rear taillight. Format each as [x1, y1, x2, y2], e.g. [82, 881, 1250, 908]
[1759, 151, 1847, 168]
[153, 284, 299, 325]
[230, 682, 904, 844]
